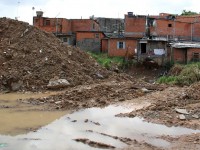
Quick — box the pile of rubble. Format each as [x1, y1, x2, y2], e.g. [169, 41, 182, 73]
[185, 81, 200, 100]
[0, 18, 121, 91]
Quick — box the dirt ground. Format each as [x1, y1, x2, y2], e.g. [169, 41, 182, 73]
[0, 18, 199, 149]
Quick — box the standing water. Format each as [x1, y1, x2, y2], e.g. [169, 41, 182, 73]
[0, 104, 199, 150]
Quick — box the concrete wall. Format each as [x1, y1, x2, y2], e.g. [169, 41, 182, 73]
[76, 32, 105, 52]
[96, 18, 124, 33]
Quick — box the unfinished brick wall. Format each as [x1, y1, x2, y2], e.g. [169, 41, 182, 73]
[76, 31, 105, 52]
[173, 48, 186, 63]
[71, 19, 99, 32]
[150, 19, 191, 39]
[124, 15, 146, 38]
[187, 48, 200, 62]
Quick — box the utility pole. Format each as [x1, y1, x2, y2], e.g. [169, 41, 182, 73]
[55, 12, 60, 36]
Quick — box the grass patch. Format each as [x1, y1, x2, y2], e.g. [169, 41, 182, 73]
[87, 52, 135, 69]
[158, 62, 200, 85]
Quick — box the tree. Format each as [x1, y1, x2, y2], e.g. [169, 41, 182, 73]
[181, 10, 198, 16]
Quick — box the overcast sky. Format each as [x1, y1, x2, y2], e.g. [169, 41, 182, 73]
[0, 0, 200, 25]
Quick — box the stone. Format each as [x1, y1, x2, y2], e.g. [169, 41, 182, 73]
[141, 88, 150, 93]
[175, 108, 189, 115]
[179, 114, 186, 120]
[47, 79, 70, 89]
[55, 101, 62, 104]
[11, 80, 23, 91]
[192, 114, 199, 119]
[95, 73, 104, 79]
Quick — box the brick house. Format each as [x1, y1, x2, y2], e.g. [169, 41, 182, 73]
[33, 11, 100, 45]
[169, 42, 200, 63]
[33, 11, 200, 63]
[76, 31, 106, 52]
[102, 37, 137, 57]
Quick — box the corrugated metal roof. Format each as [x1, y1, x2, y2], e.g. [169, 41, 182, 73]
[171, 42, 200, 48]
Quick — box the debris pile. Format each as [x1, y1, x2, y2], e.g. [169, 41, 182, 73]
[185, 81, 200, 100]
[0, 18, 120, 91]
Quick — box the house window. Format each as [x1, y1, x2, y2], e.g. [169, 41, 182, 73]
[117, 41, 125, 49]
[193, 52, 200, 61]
[95, 33, 99, 38]
[168, 24, 172, 27]
[45, 20, 50, 26]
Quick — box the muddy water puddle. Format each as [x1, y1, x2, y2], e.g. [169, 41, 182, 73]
[0, 92, 67, 135]
[0, 104, 200, 150]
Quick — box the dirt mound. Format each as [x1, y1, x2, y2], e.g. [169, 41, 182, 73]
[0, 18, 119, 91]
[122, 86, 200, 129]
[168, 64, 183, 76]
[186, 82, 200, 100]
[24, 81, 153, 110]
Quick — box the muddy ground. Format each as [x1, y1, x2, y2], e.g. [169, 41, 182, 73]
[1, 79, 199, 149]
[0, 18, 199, 149]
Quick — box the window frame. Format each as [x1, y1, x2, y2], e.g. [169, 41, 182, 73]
[117, 41, 125, 49]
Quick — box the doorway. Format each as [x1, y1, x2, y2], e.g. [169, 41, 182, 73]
[141, 43, 147, 54]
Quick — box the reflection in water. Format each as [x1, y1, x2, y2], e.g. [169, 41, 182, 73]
[0, 92, 67, 135]
[0, 105, 200, 150]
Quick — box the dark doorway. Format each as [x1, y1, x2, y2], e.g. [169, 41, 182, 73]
[141, 43, 147, 54]
[184, 49, 187, 64]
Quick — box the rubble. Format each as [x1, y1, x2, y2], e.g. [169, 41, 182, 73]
[0, 18, 121, 91]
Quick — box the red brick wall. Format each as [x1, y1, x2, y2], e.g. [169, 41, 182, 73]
[124, 15, 146, 38]
[150, 20, 191, 38]
[102, 39, 108, 52]
[71, 20, 99, 32]
[173, 48, 187, 63]
[33, 17, 72, 33]
[76, 32, 104, 41]
[187, 48, 200, 61]
[33, 17, 99, 33]
[108, 38, 137, 57]
[176, 15, 200, 23]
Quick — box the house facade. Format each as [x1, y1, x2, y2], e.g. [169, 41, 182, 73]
[33, 11, 100, 45]
[33, 11, 200, 64]
[76, 31, 105, 52]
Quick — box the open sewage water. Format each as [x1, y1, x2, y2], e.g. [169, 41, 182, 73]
[0, 94, 199, 150]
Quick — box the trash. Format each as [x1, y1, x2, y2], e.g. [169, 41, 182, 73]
[175, 108, 189, 115]
[141, 88, 150, 93]
[192, 114, 199, 119]
[179, 114, 186, 120]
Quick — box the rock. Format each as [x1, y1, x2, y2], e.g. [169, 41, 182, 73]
[55, 101, 62, 105]
[141, 88, 150, 93]
[192, 114, 199, 119]
[47, 79, 70, 89]
[95, 73, 104, 79]
[175, 108, 189, 115]
[11, 80, 23, 91]
[179, 114, 186, 120]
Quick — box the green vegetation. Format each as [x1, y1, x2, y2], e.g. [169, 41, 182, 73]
[87, 52, 135, 69]
[181, 10, 198, 16]
[158, 62, 200, 85]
